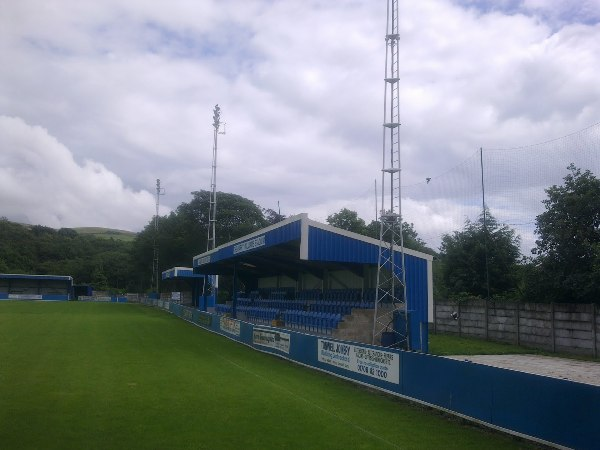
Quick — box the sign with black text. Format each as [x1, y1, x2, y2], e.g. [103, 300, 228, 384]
[253, 328, 290, 354]
[317, 339, 399, 384]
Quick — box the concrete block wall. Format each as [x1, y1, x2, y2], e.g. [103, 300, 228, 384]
[434, 299, 599, 357]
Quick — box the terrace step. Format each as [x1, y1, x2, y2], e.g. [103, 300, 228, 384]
[333, 309, 378, 344]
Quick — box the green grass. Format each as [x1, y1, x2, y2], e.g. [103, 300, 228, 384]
[73, 227, 137, 242]
[428, 334, 541, 356]
[0, 302, 536, 449]
[429, 333, 600, 362]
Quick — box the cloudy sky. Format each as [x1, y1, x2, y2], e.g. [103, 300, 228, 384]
[1, 0, 599, 250]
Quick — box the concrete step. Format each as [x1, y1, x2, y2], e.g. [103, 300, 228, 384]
[331, 308, 379, 345]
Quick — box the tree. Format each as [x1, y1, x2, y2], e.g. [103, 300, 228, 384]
[130, 190, 269, 291]
[529, 164, 600, 303]
[326, 208, 367, 234]
[440, 210, 521, 299]
[326, 208, 433, 253]
[263, 208, 286, 225]
[0, 217, 135, 290]
[364, 219, 433, 254]
[91, 265, 110, 292]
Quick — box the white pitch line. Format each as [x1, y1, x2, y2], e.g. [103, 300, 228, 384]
[213, 350, 402, 449]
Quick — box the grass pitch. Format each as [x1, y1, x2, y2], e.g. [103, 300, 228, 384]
[0, 302, 536, 449]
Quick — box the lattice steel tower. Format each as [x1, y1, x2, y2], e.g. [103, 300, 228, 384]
[207, 104, 225, 252]
[203, 105, 225, 307]
[372, 0, 408, 348]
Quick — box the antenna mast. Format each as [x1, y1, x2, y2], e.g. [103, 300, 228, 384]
[152, 178, 165, 294]
[372, 0, 408, 348]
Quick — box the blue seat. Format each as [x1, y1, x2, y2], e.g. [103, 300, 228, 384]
[312, 312, 320, 332]
[317, 312, 327, 333]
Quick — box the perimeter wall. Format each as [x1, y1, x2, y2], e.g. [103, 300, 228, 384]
[434, 299, 600, 357]
[142, 298, 600, 450]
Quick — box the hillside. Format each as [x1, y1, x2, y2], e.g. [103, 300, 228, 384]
[73, 227, 137, 242]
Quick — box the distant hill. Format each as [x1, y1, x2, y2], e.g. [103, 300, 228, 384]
[73, 227, 137, 242]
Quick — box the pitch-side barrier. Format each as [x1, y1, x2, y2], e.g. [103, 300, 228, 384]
[141, 299, 599, 450]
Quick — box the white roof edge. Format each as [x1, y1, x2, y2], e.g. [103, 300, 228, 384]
[192, 214, 434, 262]
[0, 273, 73, 280]
[162, 266, 193, 273]
[306, 218, 435, 261]
[192, 213, 308, 261]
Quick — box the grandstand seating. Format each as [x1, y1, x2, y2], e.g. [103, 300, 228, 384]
[213, 288, 377, 335]
[215, 304, 232, 315]
[295, 289, 321, 301]
[322, 288, 361, 302]
[283, 310, 342, 335]
[237, 306, 279, 324]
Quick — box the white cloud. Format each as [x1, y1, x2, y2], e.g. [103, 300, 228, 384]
[0, 0, 599, 252]
[0, 115, 165, 229]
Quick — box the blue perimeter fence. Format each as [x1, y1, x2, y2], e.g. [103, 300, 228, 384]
[142, 298, 599, 450]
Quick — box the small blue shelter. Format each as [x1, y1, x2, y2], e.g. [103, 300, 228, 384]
[161, 267, 207, 308]
[0, 273, 73, 301]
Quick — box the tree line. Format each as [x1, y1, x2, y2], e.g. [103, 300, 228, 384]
[0, 223, 132, 292]
[326, 164, 600, 304]
[0, 191, 282, 293]
[1, 165, 598, 303]
[440, 164, 600, 304]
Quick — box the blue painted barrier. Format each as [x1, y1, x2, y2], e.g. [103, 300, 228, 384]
[146, 301, 600, 449]
[0, 293, 69, 301]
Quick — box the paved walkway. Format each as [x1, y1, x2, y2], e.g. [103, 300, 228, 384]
[445, 354, 600, 386]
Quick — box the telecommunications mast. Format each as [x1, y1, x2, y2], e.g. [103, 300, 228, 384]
[152, 178, 165, 294]
[372, 0, 408, 348]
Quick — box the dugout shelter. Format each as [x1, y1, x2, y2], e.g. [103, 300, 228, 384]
[161, 267, 206, 308]
[192, 214, 433, 352]
[0, 273, 73, 301]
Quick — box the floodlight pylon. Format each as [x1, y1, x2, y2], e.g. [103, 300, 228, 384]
[203, 104, 225, 309]
[372, 0, 408, 349]
[207, 104, 225, 252]
[151, 178, 165, 294]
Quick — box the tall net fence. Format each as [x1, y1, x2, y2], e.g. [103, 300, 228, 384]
[400, 122, 600, 254]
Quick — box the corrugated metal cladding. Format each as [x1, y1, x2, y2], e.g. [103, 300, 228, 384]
[196, 220, 302, 267]
[402, 255, 429, 350]
[308, 227, 379, 263]
[163, 268, 197, 279]
[175, 268, 195, 277]
[309, 225, 429, 320]
[401, 254, 428, 323]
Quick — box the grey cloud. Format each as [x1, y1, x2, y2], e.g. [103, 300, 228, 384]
[0, 0, 599, 252]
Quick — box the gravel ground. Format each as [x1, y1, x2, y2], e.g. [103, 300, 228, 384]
[445, 354, 600, 386]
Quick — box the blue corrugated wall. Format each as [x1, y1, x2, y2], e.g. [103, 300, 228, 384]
[308, 226, 430, 352]
[197, 220, 302, 267]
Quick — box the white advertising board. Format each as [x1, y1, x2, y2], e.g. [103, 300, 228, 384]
[317, 339, 399, 384]
[220, 316, 241, 336]
[8, 294, 42, 300]
[253, 328, 290, 354]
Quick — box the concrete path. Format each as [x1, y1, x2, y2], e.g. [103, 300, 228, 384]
[445, 354, 600, 387]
